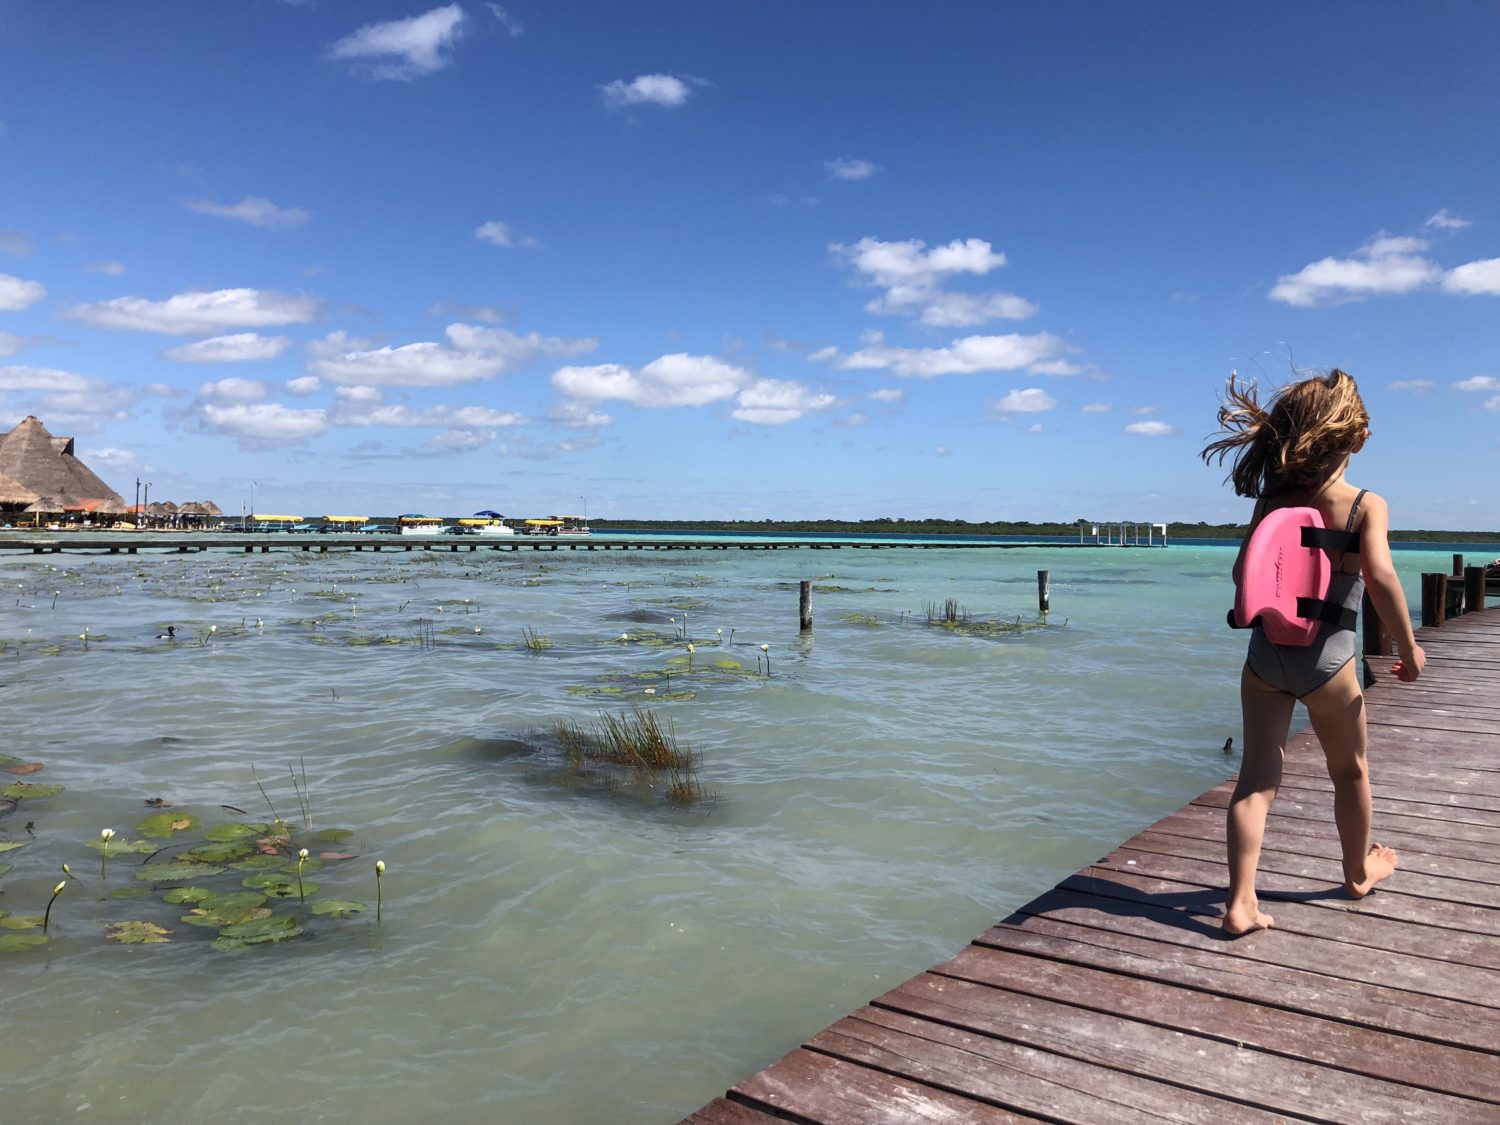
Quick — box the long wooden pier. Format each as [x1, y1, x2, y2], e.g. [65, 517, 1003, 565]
[0, 533, 1159, 556]
[687, 606, 1500, 1123]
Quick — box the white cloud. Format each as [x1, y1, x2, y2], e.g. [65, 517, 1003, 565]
[1081, 402, 1113, 413]
[1131, 405, 1160, 415]
[184, 196, 310, 230]
[1424, 209, 1471, 231]
[1029, 359, 1084, 377]
[731, 379, 836, 425]
[1443, 257, 1500, 296]
[549, 399, 613, 428]
[836, 411, 870, 428]
[868, 388, 904, 403]
[430, 428, 492, 451]
[329, 3, 467, 80]
[1486, 396, 1500, 412]
[1269, 234, 1442, 306]
[0, 231, 32, 256]
[993, 388, 1056, 415]
[0, 272, 46, 311]
[487, 4, 523, 36]
[552, 353, 753, 408]
[601, 73, 692, 110]
[837, 332, 1069, 378]
[0, 365, 91, 392]
[1023, 423, 1043, 434]
[1124, 420, 1178, 436]
[285, 375, 321, 396]
[164, 333, 292, 364]
[832, 236, 1036, 327]
[1387, 379, 1434, 393]
[87, 447, 138, 470]
[85, 260, 126, 276]
[308, 324, 595, 387]
[1454, 375, 1500, 392]
[67, 288, 318, 335]
[768, 193, 819, 209]
[474, 219, 538, 249]
[934, 445, 951, 457]
[199, 377, 269, 403]
[202, 402, 329, 446]
[0, 331, 33, 357]
[825, 157, 879, 181]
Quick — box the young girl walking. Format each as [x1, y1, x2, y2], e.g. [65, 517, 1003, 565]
[1202, 369, 1424, 936]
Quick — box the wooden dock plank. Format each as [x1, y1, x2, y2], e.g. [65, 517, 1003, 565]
[685, 606, 1500, 1124]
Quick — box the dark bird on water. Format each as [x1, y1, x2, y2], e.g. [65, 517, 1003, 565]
[1223, 737, 1234, 754]
[156, 625, 176, 640]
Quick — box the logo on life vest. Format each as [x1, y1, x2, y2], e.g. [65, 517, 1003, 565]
[1274, 546, 1284, 597]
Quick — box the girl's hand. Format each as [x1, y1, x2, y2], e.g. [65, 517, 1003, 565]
[1393, 644, 1425, 682]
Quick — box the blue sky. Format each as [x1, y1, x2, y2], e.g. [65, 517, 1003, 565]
[1, 2, 1496, 526]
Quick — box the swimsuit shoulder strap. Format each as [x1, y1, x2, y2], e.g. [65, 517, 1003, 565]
[1345, 488, 1368, 533]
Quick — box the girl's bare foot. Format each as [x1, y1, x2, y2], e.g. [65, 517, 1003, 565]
[1223, 901, 1274, 937]
[1347, 843, 1398, 899]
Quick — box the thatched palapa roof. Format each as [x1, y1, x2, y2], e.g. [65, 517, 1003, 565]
[0, 416, 123, 511]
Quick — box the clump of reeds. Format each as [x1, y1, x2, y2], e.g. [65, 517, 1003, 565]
[552, 709, 704, 805]
[924, 598, 966, 625]
[522, 626, 552, 651]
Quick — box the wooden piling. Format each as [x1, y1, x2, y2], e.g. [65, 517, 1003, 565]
[1360, 590, 1393, 656]
[1037, 570, 1050, 614]
[1464, 565, 1486, 615]
[1452, 553, 1464, 577]
[1420, 572, 1448, 628]
[799, 580, 812, 633]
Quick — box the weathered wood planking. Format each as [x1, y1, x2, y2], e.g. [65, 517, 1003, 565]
[685, 607, 1500, 1123]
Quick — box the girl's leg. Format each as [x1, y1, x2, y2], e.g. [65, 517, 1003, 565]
[1226, 664, 1295, 935]
[1302, 660, 1398, 897]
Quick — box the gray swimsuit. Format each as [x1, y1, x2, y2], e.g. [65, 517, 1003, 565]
[1244, 493, 1366, 698]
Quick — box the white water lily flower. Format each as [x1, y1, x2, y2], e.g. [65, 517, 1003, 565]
[761, 643, 770, 652]
[644, 687, 657, 695]
[53, 880, 66, 895]
[100, 828, 115, 841]
[687, 643, 695, 654]
[298, 848, 309, 860]
[376, 860, 386, 875]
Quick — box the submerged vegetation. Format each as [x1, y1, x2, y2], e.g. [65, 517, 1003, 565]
[0, 760, 383, 956]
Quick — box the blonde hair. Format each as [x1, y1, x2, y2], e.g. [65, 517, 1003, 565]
[1201, 369, 1369, 498]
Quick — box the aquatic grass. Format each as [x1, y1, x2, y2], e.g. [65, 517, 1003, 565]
[549, 709, 707, 806]
[522, 626, 552, 651]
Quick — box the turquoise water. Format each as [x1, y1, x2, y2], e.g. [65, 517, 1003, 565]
[0, 541, 1449, 1122]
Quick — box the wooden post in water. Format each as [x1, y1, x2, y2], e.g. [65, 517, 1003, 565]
[1420, 572, 1448, 628]
[1037, 570, 1050, 614]
[1361, 590, 1394, 656]
[1464, 566, 1487, 615]
[1453, 553, 1465, 577]
[799, 580, 812, 633]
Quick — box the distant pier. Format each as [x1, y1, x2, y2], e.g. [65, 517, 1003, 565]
[0, 532, 1171, 556]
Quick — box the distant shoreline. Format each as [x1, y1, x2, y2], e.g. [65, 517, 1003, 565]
[590, 519, 1500, 545]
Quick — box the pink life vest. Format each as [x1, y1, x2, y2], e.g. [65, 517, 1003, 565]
[1230, 503, 1361, 646]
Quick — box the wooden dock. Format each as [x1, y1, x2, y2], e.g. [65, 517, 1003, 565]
[687, 607, 1500, 1123]
[0, 533, 1159, 556]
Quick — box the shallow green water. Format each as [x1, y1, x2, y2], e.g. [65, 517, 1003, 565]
[0, 541, 1444, 1122]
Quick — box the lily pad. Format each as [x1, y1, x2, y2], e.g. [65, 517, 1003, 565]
[107, 920, 172, 944]
[180, 891, 271, 927]
[0, 761, 44, 775]
[86, 837, 157, 854]
[241, 872, 318, 898]
[231, 854, 288, 871]
[0, 841, 27, 854]
[109, 885, 153, 899]
[137, 811, 201, 839]
[213, 914, 304, 950]
[2, 782, 64, 800]
[713, 658, 745, 670]
[205, 822, 269, 842]
[310, 899, 367, 917]
[305, 828, 354, 844]
[0, 932, 48, 953]
[0, 912, 45, 930]
[162, 886, 216, 904]
[186, 840, 256, 864]
[136, 861, 221, 883]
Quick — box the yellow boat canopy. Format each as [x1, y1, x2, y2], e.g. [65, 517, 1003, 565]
[524, 518, 563, 527]
[456, 517, 503, 526]
[254, 514, 302, 522]
[322, 515, 369, 523]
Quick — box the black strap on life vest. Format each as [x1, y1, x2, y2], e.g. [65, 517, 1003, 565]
[1286, 488, 1366, 633]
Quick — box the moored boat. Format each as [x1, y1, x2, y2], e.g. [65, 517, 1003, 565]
[397, 515, 446, 536]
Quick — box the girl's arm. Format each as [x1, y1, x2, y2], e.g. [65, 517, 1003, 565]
[1231, 497, 1267, 587]
[1358, 492, 1425, 682]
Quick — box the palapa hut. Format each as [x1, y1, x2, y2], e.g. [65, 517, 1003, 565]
[0, 416, 124, 525]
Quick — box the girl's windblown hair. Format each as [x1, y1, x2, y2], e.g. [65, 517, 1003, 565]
[1201, 369, 1369, 498]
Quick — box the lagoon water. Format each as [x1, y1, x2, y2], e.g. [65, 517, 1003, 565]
[0, 537, 1453, 1122]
